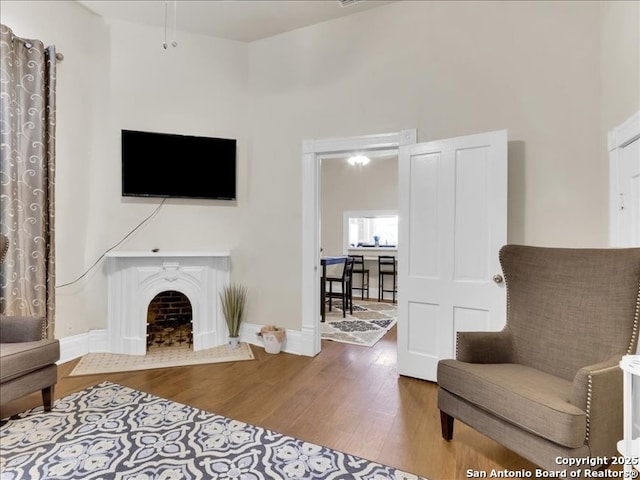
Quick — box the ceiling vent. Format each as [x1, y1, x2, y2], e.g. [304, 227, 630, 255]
[337, 0, 361, 6]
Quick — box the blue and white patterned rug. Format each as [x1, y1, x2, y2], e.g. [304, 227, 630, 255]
[321, 301, 397, 347]
[0, 381, 423, 479]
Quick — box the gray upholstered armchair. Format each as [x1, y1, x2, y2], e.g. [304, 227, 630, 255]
[0, 233, 60, 411]
[437, 245, 640, 472]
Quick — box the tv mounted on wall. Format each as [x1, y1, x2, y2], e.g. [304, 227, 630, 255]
[121, 129, 237, 200]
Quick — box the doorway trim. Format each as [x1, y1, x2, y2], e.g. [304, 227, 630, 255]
[300, 129, 417, 356]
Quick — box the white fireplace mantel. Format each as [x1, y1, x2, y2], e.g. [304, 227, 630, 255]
[105, 250, 230, 355]
[106, 251, 231, 258]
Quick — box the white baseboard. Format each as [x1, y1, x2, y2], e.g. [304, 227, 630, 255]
[58, 325, 315, 364]
[57, 329, 108, 364]
[239, 322, 312, 356]
[57, 333, 89, 364]
[89, 329, 108, 353]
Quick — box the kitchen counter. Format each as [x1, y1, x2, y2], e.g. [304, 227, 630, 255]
[348, 247, 397, 260]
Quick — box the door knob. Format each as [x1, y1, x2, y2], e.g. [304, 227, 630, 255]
[492, 274, 504, 284]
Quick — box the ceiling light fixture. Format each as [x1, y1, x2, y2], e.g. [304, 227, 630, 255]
[347, 155, 371, 166]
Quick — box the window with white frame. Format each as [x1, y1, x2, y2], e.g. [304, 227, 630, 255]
[345, 211, 398, 248]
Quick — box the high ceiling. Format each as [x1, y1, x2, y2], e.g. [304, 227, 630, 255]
[77, 0, 395, 43]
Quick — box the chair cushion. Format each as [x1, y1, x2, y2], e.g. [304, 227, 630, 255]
[438, 360, 586, 448]
[0, 339, 60, 383]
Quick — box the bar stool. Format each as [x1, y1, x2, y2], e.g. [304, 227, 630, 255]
[350, 255, 369, 301]
[327, 257, 354, 316]
[378, 255, 397, 303]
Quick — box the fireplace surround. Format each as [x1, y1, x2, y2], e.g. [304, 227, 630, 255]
[105, 251, 230, 355]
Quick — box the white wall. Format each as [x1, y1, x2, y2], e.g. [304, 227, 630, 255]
[600, 1, 640, 135]
[2, 2, 251, 337]
[245, 0, 608, 334]
[2, 1, 113, 337]
[321, 157, 398, 256]
[600, 1, 640, 254]
[2, 1, 635, 341]
[249, 1, 605, 250]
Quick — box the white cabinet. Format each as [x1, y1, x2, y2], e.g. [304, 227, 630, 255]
[618, 355, 640, 475]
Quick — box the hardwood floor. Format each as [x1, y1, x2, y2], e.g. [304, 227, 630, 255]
[1, 326, 537, 479]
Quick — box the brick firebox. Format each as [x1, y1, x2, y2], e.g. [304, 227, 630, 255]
[147, 290, 193, 350]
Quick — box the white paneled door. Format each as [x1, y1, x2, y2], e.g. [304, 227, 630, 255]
[612, 137, 640, 247]
[609, 112, 640, 247]
[397, 130, 508, 381]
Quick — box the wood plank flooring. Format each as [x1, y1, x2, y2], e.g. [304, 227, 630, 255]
[1, 326, 537, 479]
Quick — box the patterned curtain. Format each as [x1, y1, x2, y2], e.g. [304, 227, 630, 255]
[0, 24, 56, 339]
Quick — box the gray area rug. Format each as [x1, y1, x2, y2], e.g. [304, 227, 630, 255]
[0, 381, 424, 479]
[321, 300, 397, 347]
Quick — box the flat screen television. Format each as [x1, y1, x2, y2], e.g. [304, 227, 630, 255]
[121, 129, 237, 200]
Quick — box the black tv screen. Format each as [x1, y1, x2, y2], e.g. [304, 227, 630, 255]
[121, 129, 237, 200]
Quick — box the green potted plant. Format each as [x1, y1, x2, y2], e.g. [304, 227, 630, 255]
[220, 283, 247, 348]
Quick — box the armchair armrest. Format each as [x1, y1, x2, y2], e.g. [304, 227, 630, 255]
[456, 330, 514, 363]
[0, 316, 46, 343]
[571, 355, 624, 458]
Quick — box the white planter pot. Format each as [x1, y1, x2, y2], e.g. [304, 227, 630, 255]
[227, 336, 240, 349]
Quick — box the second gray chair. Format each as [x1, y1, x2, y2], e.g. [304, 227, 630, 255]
[437, 245, 640, 473]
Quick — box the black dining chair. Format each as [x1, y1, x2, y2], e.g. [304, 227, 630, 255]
[378, 255, 397, 303]
[327, 257, 354, 317]
[350, 255, 369, 301]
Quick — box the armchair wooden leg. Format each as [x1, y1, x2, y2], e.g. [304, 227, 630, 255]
[440, 410, 454, 441]
[42, 385, 55, 412]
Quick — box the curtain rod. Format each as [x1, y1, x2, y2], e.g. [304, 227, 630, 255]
[10, 34, 64, 62]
